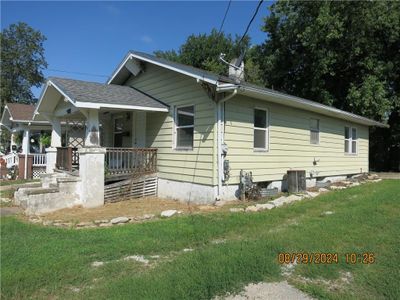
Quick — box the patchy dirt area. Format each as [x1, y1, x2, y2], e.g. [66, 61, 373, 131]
[217, 281, 313, 300]
[37, 197, 236, 223]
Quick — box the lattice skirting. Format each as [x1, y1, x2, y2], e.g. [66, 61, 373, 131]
[104, 174, 158, 203]
[32, 167, 46, 179]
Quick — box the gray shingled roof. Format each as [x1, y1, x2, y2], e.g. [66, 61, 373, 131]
[49, 77, 168, 110]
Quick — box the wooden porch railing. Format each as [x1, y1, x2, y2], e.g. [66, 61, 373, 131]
[56, 147, 79, 171]
[105, 148, 157, 178]
[3, 152, 19, 168]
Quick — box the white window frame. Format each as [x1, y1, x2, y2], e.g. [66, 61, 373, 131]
[344, 126, 358, 155]
[174, 105, 194, 150]
[253, 108, 269, 151]
[310, 118, 320, 145]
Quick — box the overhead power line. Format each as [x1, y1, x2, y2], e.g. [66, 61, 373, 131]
[218, 0, 232, 34]
[47, 68, 108, 78]
[238, 0, 264, 46]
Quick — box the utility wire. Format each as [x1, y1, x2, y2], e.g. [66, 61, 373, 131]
[237, 0, 264, 47]
[47, 68, 108, 78]
[218, 0, 232, 35]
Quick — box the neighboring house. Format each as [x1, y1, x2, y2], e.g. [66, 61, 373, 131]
[19, 51, 386, 212]
[0, 103, 50, 178]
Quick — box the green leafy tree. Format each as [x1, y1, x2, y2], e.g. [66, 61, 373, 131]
[155, 29, 263, 84]
[0, 22, 48, 110]
[255, 1, 400, 171]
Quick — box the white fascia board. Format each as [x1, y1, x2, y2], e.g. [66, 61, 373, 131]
[108, 53, 217, 85]
[33, 82, 51, 119]
[74, 101, 169, 112]
[232, 85, 387, 128]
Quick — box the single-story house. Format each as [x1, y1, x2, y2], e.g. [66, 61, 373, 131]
[16, 50, 387, 213]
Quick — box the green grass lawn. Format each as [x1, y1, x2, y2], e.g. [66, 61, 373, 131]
[0, 179, 40, 187]
[1, 180, 399, 299]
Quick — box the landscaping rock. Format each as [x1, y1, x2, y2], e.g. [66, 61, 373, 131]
[350, 182, 360, 187]
[110, 217, 130, 224]
[94, 219, 109, 224]
[142, 214, 155, 219]
[230, 207, 245, 213]
[183, 248, 194, 252]
[255, 203, 275, 210]
[42, 220, 53, 226]
[270, 196, 288, 207]
[245, 205, 259, 212]
[306, 191, 319, 198]
[318, 188, 329, 193]
[160, 210, 177, 218]
[76, 221, 94, 227]
[284, 194, 303, 204]
[330, 186, 346, 190]
[99, 223, 112, 227]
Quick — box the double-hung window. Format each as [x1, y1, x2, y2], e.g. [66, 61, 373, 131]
[310, 118, 320, 144]
[175, 106, 194, 149]
[254, 108, 269, 150]
[344, 126, 357, 154]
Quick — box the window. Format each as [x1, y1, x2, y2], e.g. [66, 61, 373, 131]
[310, 118, 319, 144]
[175, 106, 194, 149]
[254, 109, 269, 150]
[344, 126, 357, 154]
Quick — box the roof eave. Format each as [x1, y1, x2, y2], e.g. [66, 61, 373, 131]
[238, 85, 388, 128]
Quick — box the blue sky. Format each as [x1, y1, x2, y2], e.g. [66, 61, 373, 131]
[1, 1, 272, 97]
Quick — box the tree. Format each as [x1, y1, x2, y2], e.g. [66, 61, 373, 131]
[0, 22, 48, 110]
[255, 1, 400, 171]
[155, 29, 263, 85]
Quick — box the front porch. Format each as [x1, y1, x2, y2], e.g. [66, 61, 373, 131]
[55, 146, 157, 182]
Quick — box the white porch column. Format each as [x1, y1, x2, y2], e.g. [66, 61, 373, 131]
[21, 129, 30, 154]
[78, 147, 106, 208]
[85, 109, 100, 147]
[46, 118, 62, 173]
[10, 132, 17, 151]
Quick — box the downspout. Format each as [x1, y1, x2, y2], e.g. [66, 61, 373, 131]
[216, 89, 237, 200]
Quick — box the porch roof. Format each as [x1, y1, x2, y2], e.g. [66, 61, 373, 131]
[35, 77, 169, 117]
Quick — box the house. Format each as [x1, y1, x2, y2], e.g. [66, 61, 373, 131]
[0, 103, 51, 178]
[16, 51, 387, 213]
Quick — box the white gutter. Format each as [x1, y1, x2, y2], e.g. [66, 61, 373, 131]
[216, 89, 237, 200]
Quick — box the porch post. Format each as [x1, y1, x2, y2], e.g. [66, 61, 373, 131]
[10, 132, 17, 152]
[21, 129, 30, 154]
[84, 109, 100, 146]
[46, 118, 62, 173]
[78, 147, 106, 208]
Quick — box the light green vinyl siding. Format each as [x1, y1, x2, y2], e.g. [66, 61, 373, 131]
[126, 64, 217, 186]
[224, 95, 369, 184]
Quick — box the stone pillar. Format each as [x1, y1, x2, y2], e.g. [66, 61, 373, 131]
[85, 109, 100, 147]
[78, 147, 106, 208]
[45, 119, 62, 173]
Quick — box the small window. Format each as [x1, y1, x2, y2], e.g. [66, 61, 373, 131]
[175, 106, 194, 149]
[344, 126, 357, 154]
[254, 109, 268, 150]
[310, 118, 319, 144]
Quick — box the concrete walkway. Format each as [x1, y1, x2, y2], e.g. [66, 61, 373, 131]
[0, 207, 22, 216]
